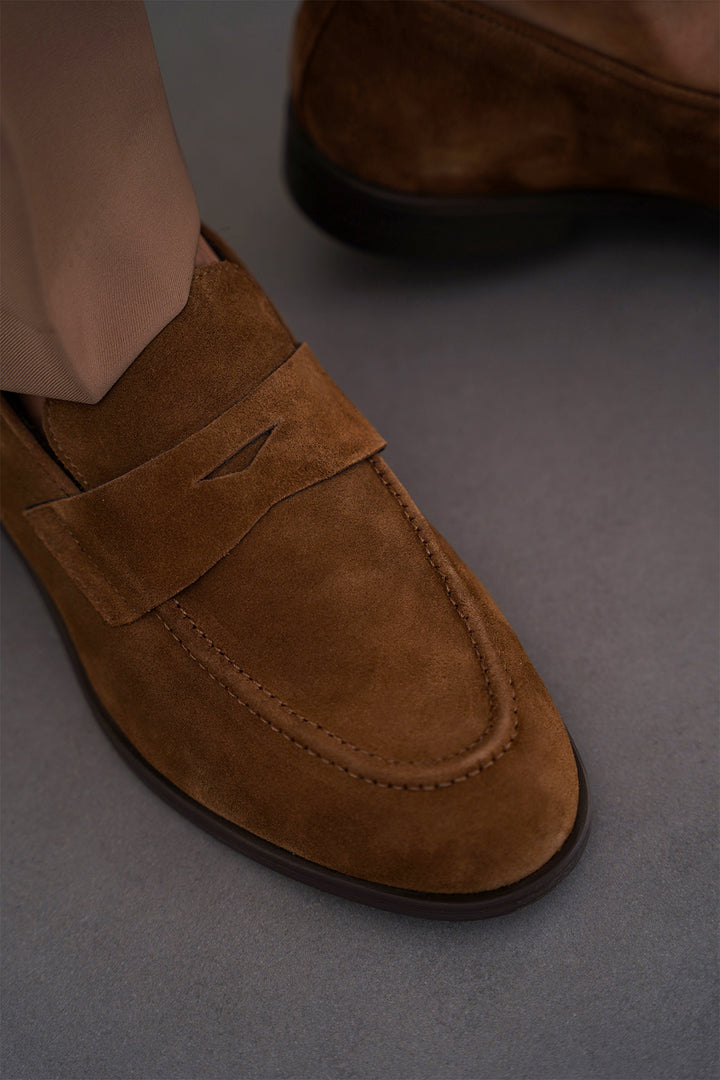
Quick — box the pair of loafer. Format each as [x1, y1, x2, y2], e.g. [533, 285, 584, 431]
[8, 0, 716, 919]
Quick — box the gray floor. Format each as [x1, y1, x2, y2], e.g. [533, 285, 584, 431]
[2, 3, 718, 1079]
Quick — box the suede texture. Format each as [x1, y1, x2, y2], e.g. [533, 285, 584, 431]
[1, 231, 579, 894]
[26, 343, 385, 624]
[291, 0, 719, 207]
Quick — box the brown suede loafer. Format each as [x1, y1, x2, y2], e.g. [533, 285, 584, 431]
[286, 0, 719, 255]
[1, 228, 589, 919]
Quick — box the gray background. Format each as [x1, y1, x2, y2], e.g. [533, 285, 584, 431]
[2, 3, 718, 1078]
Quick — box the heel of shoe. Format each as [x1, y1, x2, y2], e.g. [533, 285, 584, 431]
[283, 103, 581, 257]
[284, 103, 718, 257]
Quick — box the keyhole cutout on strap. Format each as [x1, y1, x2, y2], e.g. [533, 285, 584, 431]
[200, 427, 275, 481]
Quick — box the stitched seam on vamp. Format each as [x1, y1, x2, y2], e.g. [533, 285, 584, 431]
[369, 456, 500, 713]
[371, 451, 518, 773]
[367, 455, 518, 774]
[155, 453, 520, 785]
[169, 597, 494, 766]
[155, 607, 518, 790]
[443, 0, 719, 110]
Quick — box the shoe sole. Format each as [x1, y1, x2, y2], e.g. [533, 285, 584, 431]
[284, 103, 717, 257]
[6, 529, 591, 920]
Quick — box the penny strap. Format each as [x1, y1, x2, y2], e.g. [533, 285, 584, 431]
[26, 345, 385, 625]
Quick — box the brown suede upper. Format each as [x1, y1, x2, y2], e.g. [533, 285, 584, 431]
[0, 229, 578, 894]
[291, 0, 719, 207]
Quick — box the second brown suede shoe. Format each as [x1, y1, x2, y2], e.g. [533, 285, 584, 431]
[286, 0, 719, 255]
[1, 228, 588, 918]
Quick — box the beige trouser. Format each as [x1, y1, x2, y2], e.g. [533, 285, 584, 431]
[0, 0, 199, 403]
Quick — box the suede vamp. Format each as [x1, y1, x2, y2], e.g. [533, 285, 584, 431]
[1, 232, 579, 893]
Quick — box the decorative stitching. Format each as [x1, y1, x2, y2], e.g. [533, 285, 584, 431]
[31, 449, 75, 495]
[155, 607, 517, 791]
[154, 453, 519, 788]
[170, 597, 493, 766]
[368, 455, 496, 713]
[16, 423, 77, 496]
[29, 392, 520, 786]
[44, 406, 91, 490]
[443, 0, 719, 110]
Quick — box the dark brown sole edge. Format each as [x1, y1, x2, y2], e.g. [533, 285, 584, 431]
[284, 103, 717, 258]
[4, 528, 590, 920]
